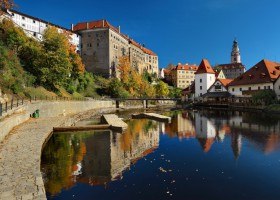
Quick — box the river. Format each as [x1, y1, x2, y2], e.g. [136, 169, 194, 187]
[41, 109, 280, 200]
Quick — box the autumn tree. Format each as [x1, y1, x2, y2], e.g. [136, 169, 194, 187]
[117, 56, 131, 86]
[0, 0, 16, 14]
[155, 80, 169, 97]
[38, 26, 72, 90]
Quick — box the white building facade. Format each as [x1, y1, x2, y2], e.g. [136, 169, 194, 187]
[195, 59, 216, 97]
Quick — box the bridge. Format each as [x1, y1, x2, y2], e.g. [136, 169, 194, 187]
[111, 98, 180, 108]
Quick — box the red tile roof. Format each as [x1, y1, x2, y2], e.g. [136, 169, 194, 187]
[228, 59, 280, 86]
[174, 64, 198, 71]
[74, 20, 157, 56]
[195, 59, 215, 74]
[219, 79, 234, 87]
[219, 63, 245, 70]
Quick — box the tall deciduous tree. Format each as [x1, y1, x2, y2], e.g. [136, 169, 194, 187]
[40, 26, 72, 90]
[155, 81, 169, 97]
[117, 56, 131, 86]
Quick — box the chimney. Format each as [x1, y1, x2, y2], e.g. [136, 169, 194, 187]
[102, 20, 105, 27]
[118, 25, 121, 33]
[71, 24, 74, 31]
[86, 22, 89, 29]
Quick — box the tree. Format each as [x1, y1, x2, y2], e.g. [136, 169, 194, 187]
[252, 90, 277, 105]
[155, 81, 169, 97]
[39, 26, 72, 90]
[166, 63, 175, 70]
[0, 0, 16, 14]
[117, 56, 131, 86]
[107, 78, 129, 98]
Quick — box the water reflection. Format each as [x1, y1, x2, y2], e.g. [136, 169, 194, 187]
[41, 119, 160, 197]
[165, 110, 280, 156]
[41, 110, 280, 199]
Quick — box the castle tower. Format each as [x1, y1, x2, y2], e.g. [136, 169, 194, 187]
[231, 38, 241, 63]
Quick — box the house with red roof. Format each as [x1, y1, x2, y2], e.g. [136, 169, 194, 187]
[228, 59, 280, 99]
[194, 59, 216, 97]
[171, 63, 198, 88]
[73, 20, 158, 78]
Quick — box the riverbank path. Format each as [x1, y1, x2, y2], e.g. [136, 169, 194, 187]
[0, 116, 68, 200]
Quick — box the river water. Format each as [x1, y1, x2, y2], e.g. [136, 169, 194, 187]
[41, 109, 280, 200]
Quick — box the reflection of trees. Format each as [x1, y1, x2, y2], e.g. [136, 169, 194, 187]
[41, 133, 88, 196]
[42, 119, 160, 196]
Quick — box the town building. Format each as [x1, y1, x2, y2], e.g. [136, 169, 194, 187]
[218, 39, 246, 79]
[73, 20, 158, 78]
[4, 9, 81, 52]
[170, 63, 198, 88]
[228, 59, 280, 99]
[194, 59, 216, 97]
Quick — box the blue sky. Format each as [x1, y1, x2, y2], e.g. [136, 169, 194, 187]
[15, 0, 280, 69]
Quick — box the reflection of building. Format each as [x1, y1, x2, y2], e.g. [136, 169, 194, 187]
[194, 112, 216, 152]
[77, 120, 160, 185]
[164, 112, 196, 139]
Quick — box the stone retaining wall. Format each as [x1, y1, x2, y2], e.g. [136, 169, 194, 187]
[0, 100, 114, 143]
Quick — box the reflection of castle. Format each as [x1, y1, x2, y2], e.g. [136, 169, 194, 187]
[164, 111, 280, 156]
[77, 120, 160, 186]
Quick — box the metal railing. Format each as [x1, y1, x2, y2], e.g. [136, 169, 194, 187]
[0, 98, 24, 117]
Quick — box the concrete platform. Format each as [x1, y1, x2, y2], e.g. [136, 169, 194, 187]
[132, 113, 171, 123]
[101, 114, 128, 132]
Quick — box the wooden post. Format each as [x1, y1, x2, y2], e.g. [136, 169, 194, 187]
[146, 99, 148, 109]
[116, 100, 120, 108]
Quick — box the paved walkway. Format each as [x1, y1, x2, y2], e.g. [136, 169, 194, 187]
[0, 116, 68, 200]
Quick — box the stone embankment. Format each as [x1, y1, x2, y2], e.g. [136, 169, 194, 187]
[0, 100, 114, 200]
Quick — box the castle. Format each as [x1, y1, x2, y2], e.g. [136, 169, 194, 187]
[2, 9, 158, 78]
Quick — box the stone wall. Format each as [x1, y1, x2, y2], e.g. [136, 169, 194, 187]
[0, 100, 114, 142]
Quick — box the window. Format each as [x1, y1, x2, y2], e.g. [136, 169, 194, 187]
[215, 85, 222, 91]
[268, 86, 270, 89]
[33, 20, 36, 23]
[240, 88, 242, 91]
[264, 86, 266, 89]
[258, 86, 260, 90]
[33, 32, 36, 36]
[22, 16, 25, 20]
[232, 88, 235, 92]
[200, 79, 202, 83]
[248, 87, 251, 91]
[200, 86, 202, 90]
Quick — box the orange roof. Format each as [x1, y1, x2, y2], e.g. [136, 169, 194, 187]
[219, 79, 234, 87]
[219, 63, 245, 70]
[74, 20, 157, 56]
[195, 59, 215, 74]
[229, 59, 280, 86]
[174, 64, 198, 71]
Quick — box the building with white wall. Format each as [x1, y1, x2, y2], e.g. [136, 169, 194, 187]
[5, 9, 81, 52]
[194, 59, 216, 97]
[228, 59, 280, 98]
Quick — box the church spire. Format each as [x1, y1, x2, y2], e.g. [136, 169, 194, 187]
[231, 38, 241, 63]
